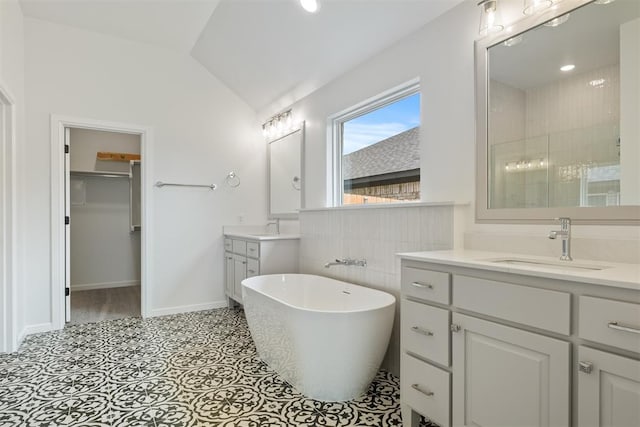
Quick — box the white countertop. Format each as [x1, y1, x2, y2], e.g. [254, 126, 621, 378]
[397, 250, 640, 291]
[224, 232, 300, 241]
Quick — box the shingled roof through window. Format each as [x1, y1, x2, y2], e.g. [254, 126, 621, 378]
[343, 126, 420, 180]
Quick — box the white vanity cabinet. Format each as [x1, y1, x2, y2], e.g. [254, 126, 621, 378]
[452, 313, 570, 427]
[578, 346, 640, 427]
[399, 252, 640, 427]
[577, 296, 640, 427]
[223, 235, 299, 305]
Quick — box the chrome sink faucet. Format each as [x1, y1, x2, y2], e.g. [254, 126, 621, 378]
[548, 217, 572, 261]
[267, 218, 280, 234]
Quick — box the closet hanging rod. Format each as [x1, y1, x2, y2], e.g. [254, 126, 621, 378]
[155, 181, 217, 190]
[70, 171, 129, 178]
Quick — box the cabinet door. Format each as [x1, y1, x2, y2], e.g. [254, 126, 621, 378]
[233, 255, 247, 303]
[225, 252, 234, 297]
[452, 313, 570, 427]
[246, 258, 259, 278]
[578, 346, 640, 427]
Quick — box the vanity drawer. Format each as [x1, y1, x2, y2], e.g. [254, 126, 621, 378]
[246, 242, 260, 258]
[246, 258, 260, 278]
[579, 296, 640, 353]
[232, 239, 247, 255]
[224, 238, 233, 251]
[401, 353, 450, 427]
[402, 299, 450, 366]
[453, 275, 570, 335]
[402, 267, 450, 305]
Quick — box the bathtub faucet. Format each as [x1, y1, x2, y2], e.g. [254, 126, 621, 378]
[267, 218, 280, 234]
[324, 258, 367, 268]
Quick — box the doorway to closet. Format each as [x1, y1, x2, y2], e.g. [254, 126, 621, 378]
[64, 127, 142, 325]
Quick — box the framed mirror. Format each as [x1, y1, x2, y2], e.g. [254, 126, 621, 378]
[476, 0, 640, 224]
[268, 123, 304, 218]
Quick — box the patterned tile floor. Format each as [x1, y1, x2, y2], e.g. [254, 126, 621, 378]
[0, 308, 436, 426]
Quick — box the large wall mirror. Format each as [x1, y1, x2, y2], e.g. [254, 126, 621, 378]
[476, 0, 640, 224]
[268, 123, 304, 219]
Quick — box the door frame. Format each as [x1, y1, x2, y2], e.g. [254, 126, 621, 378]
[50, 115, 153, 330]
[0, 81, 17, 352]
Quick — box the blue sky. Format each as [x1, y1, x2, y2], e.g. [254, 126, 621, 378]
[343, 93, 420, 155]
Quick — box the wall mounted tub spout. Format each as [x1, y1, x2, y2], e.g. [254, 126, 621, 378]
[324, 258, 367, 268]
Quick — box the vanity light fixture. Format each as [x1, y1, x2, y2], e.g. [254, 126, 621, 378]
[300, 0, 319, 13]
[505, 158, 547, 172]
[560, 64, 575, 72]
[262, 109, 294, 141]
[478, 0, 504, 36]
[544, 13, 570, 27]
[523, 0, 553, 16]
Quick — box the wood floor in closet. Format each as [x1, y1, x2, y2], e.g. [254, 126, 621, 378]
[69, 286, 141, 325]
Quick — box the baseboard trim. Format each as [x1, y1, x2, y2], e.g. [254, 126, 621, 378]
[148, 301, 228, 318]
[18, 322, 54, 347]
[72, 281, 140, 292]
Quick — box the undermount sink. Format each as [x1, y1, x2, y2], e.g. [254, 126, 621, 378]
[487, 258, 610, 272]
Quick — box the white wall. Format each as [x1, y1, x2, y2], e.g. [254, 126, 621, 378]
[263, 0, 639, 257]
[270, 0, 478, 208]
[0, 0, 25, 350]
[23, 17, 267, 328]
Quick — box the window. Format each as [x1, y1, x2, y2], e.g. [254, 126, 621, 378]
[330, 81, 420, 206]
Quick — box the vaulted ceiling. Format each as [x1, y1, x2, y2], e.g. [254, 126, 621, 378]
[20, 0, 464, 112]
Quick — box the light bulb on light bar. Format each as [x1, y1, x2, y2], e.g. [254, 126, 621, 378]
[560, 64, 575, 72]
[300, 0, 318, 13]
[478, 0, 504, 36]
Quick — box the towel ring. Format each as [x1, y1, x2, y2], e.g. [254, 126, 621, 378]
[226, 171, 240, 188]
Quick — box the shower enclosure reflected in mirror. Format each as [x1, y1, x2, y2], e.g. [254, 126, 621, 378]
[268, 123, 304, 218]
[476, 0, 640, 223]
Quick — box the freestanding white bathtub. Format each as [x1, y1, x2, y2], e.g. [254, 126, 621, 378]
[241, 274, 395, 402]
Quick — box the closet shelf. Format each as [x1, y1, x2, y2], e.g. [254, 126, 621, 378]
[97, 151, 141, 162]
[70, 170, 130, 178]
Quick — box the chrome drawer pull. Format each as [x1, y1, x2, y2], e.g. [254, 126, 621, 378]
[411, 383, 434, 397]
[248, 269, 256, 274]
[411, 326, 434, 336]
[608, 321, 640, 335]
[411, 282, 433, 290]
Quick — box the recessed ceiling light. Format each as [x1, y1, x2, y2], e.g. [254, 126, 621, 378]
[560, 64, 575, 72]
[300, 0, 319, 13]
